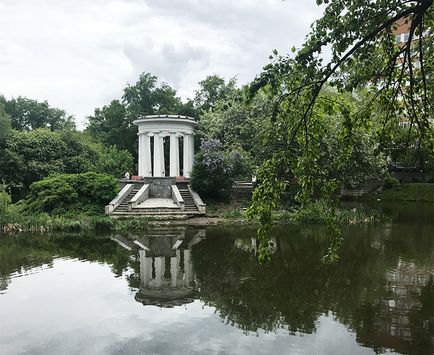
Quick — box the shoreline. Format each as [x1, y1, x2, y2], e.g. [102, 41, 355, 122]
[2, 187, 432, 235]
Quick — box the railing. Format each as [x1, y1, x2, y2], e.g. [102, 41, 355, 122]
[105, 184, 134, 214]
[128, 184, 150, 211]
[171, 185, 185, 211]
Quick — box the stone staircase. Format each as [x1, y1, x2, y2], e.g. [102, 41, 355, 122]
[178, 187, 198, 213]
[114, 187, 139, 213]
[108, 183, 204, 218]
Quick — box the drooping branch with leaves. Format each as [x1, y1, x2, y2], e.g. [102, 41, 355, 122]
[247, 0, 433, 261]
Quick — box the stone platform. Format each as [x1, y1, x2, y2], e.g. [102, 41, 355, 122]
[136, 198, 179, 209]
[105, 179, 206, 218]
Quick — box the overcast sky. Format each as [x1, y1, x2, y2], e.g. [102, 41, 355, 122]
[0, 0, 323, 129]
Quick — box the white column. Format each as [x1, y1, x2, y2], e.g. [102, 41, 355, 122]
[189, 134, 195, 173]
[153, 133, 162, 177]
[160, 135, 165, 177]
[175, 134, 180, 176]
[143, 134, 151, 177]
[183, 249, 192, 286]
[138, 133, 152, 177]
[170, 256, 177, 287]
[183, 134, 190, 178]
[183, 134, 194, 178]
[176, 249, 181, 286]
[154, 257, 164, 288]
[169, 133, 179, 177]
[138, 133, 143, 176]
[139, 250, 152, 287]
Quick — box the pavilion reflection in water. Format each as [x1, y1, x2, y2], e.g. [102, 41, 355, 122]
[113, 229, 206, 308]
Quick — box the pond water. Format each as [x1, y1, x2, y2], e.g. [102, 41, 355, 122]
[0, 202, 433, 354]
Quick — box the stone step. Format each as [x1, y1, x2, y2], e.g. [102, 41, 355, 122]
[178, 190, 198, 211]
[110, 211, 204, 217]
[134, 208, 181, 212]
[114, 189, 141, 212]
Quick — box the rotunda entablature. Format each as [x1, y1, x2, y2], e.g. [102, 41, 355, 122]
[133, 115, 197, 135]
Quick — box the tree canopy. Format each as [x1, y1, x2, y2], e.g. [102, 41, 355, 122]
[0, 129, 133, 200]
[194, 75, 237, 113]
[86, 72, 195, 157]
[246, 0, 433, 260]
[0, 103, 12, 139]
[0, 95, 75, 131]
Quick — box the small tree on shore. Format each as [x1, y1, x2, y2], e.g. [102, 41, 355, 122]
[190, 139, 234, 200]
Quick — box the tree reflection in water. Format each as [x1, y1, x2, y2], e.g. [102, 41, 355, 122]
[0, 222, 432, 354]
[190, 226, 433, 354]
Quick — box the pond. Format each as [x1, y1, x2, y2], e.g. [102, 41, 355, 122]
[0, 202, 433, 354]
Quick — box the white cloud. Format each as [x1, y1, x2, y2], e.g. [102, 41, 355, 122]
[0, 0, 323, 129]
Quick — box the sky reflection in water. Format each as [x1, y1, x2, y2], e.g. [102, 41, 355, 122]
[0, 204, 432, 354]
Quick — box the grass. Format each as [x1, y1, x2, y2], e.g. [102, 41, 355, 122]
[205, 198, 388, 226]
[362, 183, 434, 202]
[274, 200, 389, 225]
[0, 212, 149, 235]
[205, 199, 250, 219]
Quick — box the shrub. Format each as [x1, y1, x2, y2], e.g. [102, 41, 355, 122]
[93, 145, 134, 178]
[285, 200, 388, 225]
[0, 129, 134, 201]
[190, 139, 234, 200]
[0, 191, 11, 214]
[226, 147, 253, 181]
[384, 176, 400, 189]
[91, 216, 116, 232]
[25, 172, 118, 215]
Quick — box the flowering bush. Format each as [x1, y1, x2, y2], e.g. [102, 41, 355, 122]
[190, 139, 234, 200]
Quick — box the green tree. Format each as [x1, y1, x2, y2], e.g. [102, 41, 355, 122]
[190, 139, 234, 200]
[194, 75, 237, 113]
[0, 129, 133, 200]
[387, 125, 434, 171]
[0, 95, 75, 131]
[87, 72, 189, 158]
[122, 72, 184, 117]
[86, 100, 135, 154]
[246, 0, 433, 258]
[0, 103, 12, 139]
[93, 145, 134, 178]
[197, 88, 275, 169]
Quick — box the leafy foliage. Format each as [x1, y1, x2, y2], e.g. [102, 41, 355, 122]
[92, 145, 134, 178]
[0, 129, 133, 200]
[197, 87, 275, 170]
[387, 125, 434, 170]
[25, 172, 118, 215]
[86, 100, 134, 154]
[194, 75, 237, 113]
[0, 103, 12, 139]
[86, 72, 194, 157]
[0, 95, 75, 131]
[246, 0, 433, 258]
[0, 191, 11, 215]
[123, 73, 185, 117]
[190, 139, 234, 200]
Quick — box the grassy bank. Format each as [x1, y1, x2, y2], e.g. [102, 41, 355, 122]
[362, 183, 434, 202]
[1, 196, 394, 235]
[0, 213, 148, 234]
[205, 199, 389, 225]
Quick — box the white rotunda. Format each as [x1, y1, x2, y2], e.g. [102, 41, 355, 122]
[133, 115, 197, 178]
